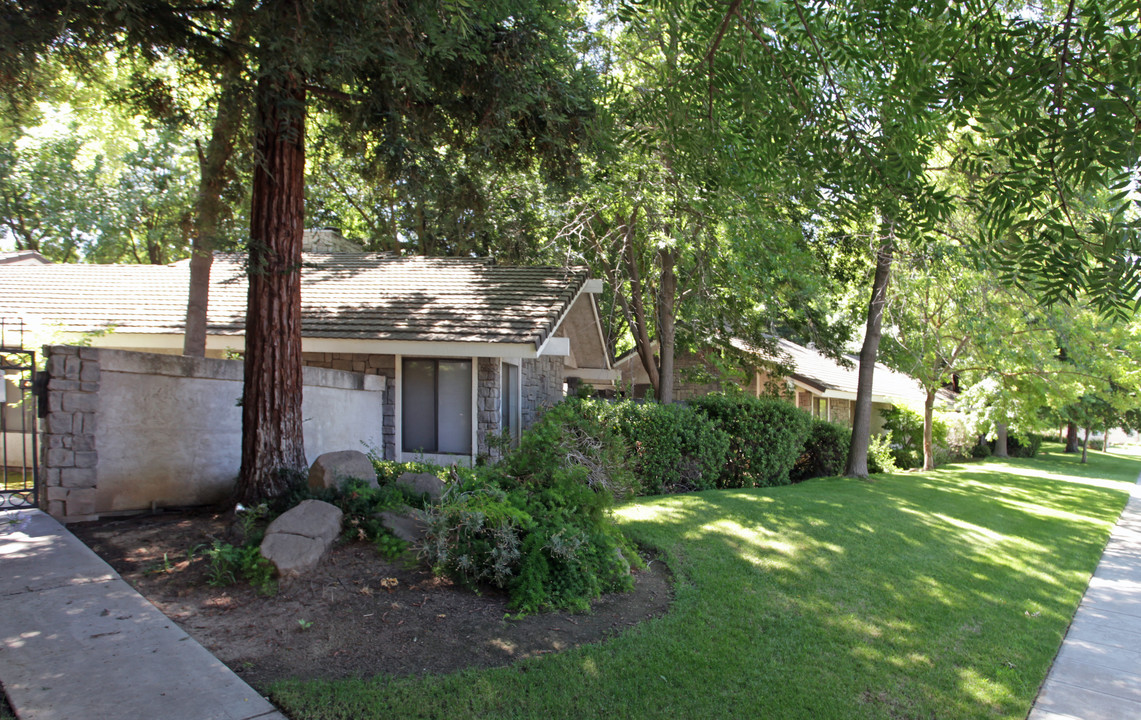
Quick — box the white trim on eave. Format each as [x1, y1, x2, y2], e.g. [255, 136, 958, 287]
[72, 332, 543, 359]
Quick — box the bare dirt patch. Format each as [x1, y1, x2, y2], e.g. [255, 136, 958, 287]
[71, 509, 671, 689]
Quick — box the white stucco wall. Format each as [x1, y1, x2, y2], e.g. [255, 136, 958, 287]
[93, 350, 384, 514]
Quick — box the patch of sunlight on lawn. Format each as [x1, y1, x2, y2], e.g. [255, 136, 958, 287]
[960, 461, 1131, 491]
[958, 666, 1015, 709]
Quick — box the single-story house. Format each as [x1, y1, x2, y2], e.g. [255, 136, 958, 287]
[615, 337, 950, 433]
[1, 247, 617, 466]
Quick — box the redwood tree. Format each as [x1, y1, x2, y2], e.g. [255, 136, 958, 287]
[236, 66, 308, 502]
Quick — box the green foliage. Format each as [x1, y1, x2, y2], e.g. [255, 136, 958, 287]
[370, 458, 447, 486]
[688, 393, 811, 487]
[791, 420, 850, 482]
[881, 406, 949, 470]
[502, 396, 637, 500]
[971, 442, 992, 459]
[421, 466, 639, 614]
[203, 541, 276, 595]
[301, 478, 419, 545]
[867, 434, 898, 475]
[614, 402, 730, 494]
[1006, 434, 1044, 459]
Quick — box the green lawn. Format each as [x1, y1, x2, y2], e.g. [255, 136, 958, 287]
[270, 447, 1140, 720]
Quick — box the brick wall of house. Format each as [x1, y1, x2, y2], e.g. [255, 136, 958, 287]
[302, 352, 396, 459]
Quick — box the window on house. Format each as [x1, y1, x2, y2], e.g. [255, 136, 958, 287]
[817, 397, 827, 418]
[501, 362, 519, 443]
[402, 359, 472, 455]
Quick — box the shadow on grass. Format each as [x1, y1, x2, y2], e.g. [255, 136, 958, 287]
[268, 450, 1139, 720]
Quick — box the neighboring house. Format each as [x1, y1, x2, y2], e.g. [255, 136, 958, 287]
[616, 337, 950, 433]
[0, 250, 51, 265]
[1, 250, 617, 465]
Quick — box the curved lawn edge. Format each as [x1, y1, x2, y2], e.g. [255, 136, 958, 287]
[269, 447, 1140, 720]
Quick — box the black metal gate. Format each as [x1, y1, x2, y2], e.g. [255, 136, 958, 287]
[1, 319, 38, 509]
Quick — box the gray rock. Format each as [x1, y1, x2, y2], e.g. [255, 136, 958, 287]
[260, 499, 344, 577]
[308, 450, 377, 492]
[378, 507, 428, 544]
[396, 471, 446, 502]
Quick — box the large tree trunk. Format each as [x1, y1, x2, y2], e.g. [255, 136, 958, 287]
[235, 69, 308, 505]
[922, 387, 936, 471]
[1080, 425, 1090, 464]
[1065, 422, 1080, 453]
[656, 247, 677, 404]
[183, 4, 252, 357]
[845, 239, 893, 478]
[993, 422, 1008, 458]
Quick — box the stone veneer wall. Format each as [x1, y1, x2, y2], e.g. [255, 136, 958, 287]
[477, 358, 503, 462]
[828, 397, 853, 426]
[301, 352, 396, 460]
[520, 356, 565, 428]
[41, 346, 100, 521]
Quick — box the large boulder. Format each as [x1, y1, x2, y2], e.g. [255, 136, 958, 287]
[396, 471, 446, 502]
[308, 450, 377, 492]
[377, 507, 428, 544]
[260, 499, 344, 577]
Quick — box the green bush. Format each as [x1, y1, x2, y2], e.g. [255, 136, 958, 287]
[1008, 433, 1044, 458]
[688, 393, 811, 487]
[203, 541, 276, 595]
[421, 465, 640, 614]
[502, 396, 637, 500]
[867, 433, 898, 474]
[791, 420, 850, 482]
[971, 441, 992, 459]
[615, 402, 730, 494]
[880, 405, 948, 469]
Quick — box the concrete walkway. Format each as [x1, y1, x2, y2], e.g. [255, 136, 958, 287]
[0, 509, 287, 720]
[1029, 473, 1141, 720]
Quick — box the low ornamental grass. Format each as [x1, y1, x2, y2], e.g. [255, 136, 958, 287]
[269, 448, 1140, 720]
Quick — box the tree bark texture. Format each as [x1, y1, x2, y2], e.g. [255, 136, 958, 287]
[922, 388, 936, 471]
[1080, 425, 1090, 464]
[656, 247, 678, 404]
[993, 422, 1008, 458]
[1065, 422, 1080, 453]
[235, 72, 307, 504]
[620, 209, 660, 397]
[845, 239, 893, 478]
[183, 4, 252, 357]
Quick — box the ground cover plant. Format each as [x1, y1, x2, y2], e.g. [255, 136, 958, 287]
[269, 448, 1139, 720]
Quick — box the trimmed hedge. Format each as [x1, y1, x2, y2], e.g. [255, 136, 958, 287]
[688, 393, 812, 487]
[792, 419, 850, 482]
[615, 402, 730, 494]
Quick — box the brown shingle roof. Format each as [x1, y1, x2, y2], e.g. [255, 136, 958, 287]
[0, 253, 590, 348]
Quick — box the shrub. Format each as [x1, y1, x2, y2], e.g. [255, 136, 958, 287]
[615, 402, 730, 494]
[971, 441, 992, 459]
[880, 405, 948, 469]
[791, 420, 850, 482]
[688, 393, 811, 487]
[502, 396, 637, 500]
[1008, 433, 1044, 458]
[867, 433, 898, 474]
[421, 465, 640, 614]
[203, 541, 276, 595]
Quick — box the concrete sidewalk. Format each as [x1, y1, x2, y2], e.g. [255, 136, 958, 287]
[0, 509, 287, 720]
[1029, 473, 1141, 720]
